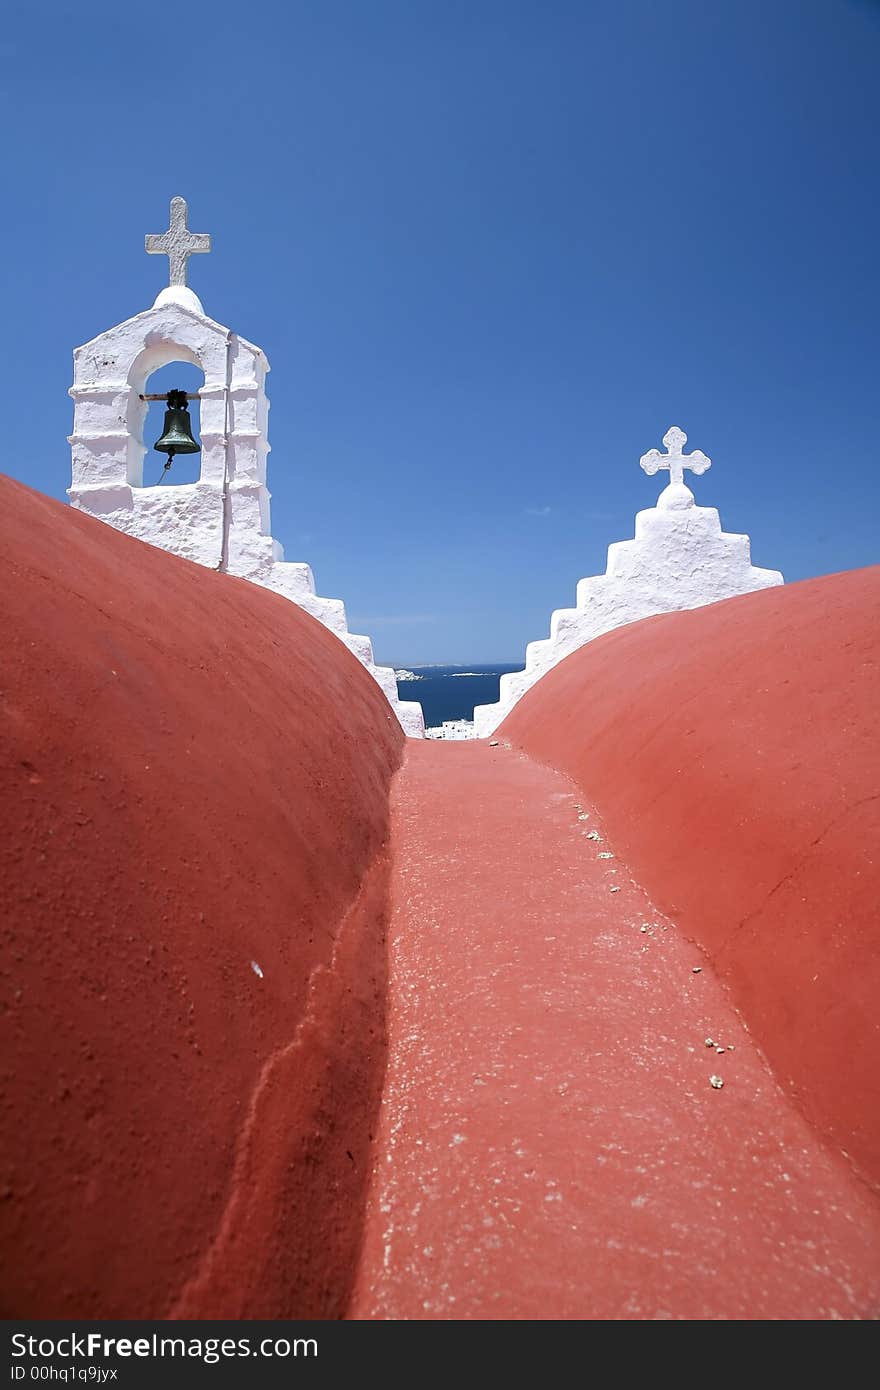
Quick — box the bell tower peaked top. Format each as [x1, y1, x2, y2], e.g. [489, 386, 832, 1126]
[67, 200, 425, 737]
[473, 425, 783, 737]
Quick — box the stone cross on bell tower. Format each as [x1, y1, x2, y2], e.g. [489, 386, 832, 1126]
[145, 196, 211, 287]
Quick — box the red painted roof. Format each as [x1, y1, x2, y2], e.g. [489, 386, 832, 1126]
[352, 739, 880, 1319]
[4, 471, 878, 1319]
[0, 475, 403, 1318]
[502, 567, 880, 1190]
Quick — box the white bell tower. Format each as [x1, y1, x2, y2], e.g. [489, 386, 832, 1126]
[68, 198, 425, 738]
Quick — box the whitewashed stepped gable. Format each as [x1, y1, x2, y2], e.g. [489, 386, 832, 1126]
[67, 285, 424, 737]
[473, 427, 783, 739]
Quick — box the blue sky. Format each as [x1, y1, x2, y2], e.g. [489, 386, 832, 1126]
[2, 1, 878, 663]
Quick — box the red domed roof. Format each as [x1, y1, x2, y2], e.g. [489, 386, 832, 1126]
[501, 567, 880, 1188]
[0, 474, 403, 1318]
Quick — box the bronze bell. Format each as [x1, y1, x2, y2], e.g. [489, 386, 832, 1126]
[154, 389, 200, 460]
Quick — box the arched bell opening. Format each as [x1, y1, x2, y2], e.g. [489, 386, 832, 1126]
[140, 364, 205, 489]
[137, 361, 205, 487]
[125, 341, 207, 489]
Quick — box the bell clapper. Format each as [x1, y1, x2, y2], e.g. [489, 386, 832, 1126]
[156, 450, 175, 484]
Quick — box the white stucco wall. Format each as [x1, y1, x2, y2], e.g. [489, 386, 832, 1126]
[68, 286, 424, 737]
[473, 464, 783, 739]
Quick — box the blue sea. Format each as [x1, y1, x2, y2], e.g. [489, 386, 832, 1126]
[395, 664, 521, 727]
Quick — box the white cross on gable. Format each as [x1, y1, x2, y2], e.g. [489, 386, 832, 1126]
[145, 197, 211, 287]
[639, 426, 711, 488]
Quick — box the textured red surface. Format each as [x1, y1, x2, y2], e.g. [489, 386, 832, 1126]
[351, 742, 880, 1320]
[501, 569, 880, 1189]
[0, 475, 403, 1318]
